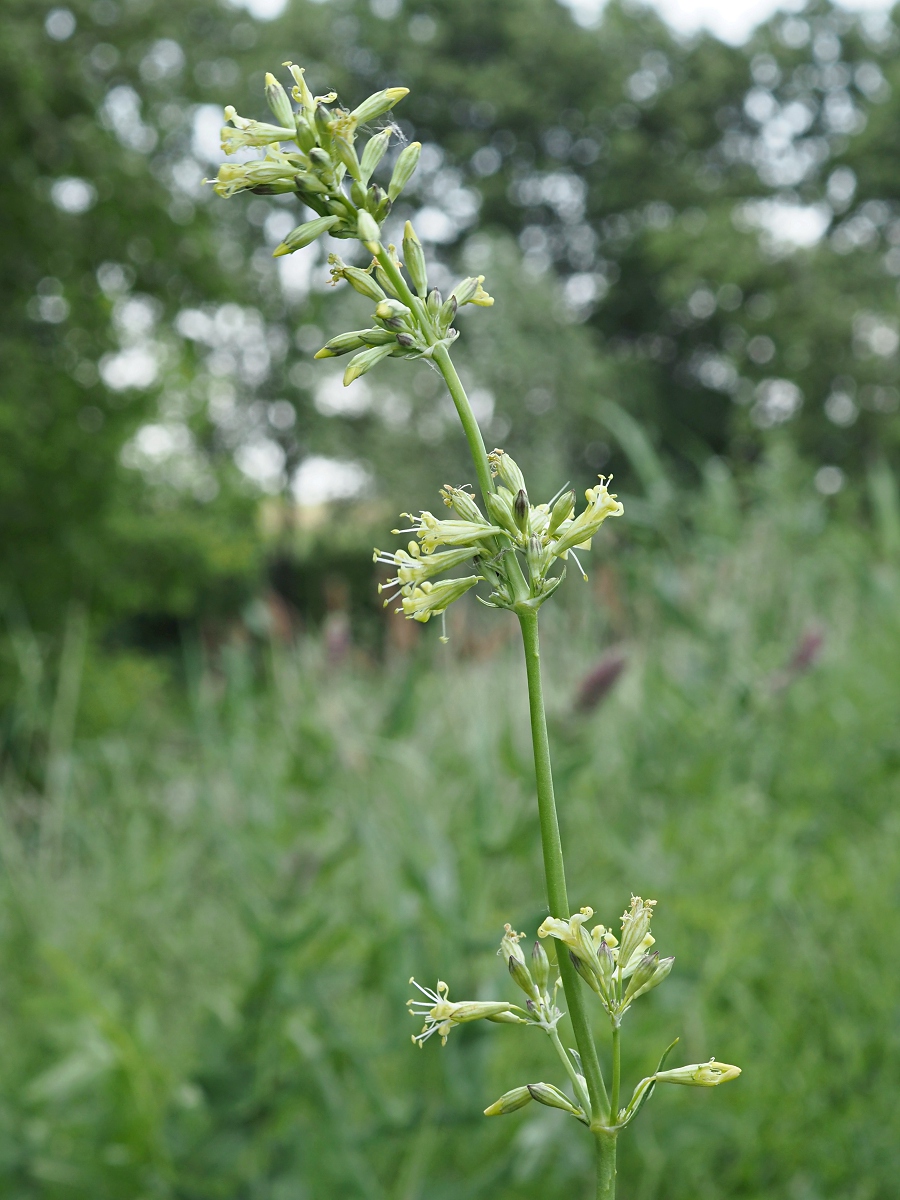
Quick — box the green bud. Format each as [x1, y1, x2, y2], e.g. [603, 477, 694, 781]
[654, 1060, 742, 1087]
[359, 328, 399, 346]
[548, 489, 575, 537]
[388, 141, 421, 202]
[375, 194, 393, 222]
[314, 103, 333, 149]
[374, 260, 402, 300]
[526, 535, 548, 585]
[568, 949, 604, 996]
[375, 298, 411, 322]
[403, 221, 428, 298]
[526, 1083, 583, 1117]
[334, 132, 362, 181]
[314, 330, 367, 358]
[484, 1086, 533, 1117]
[343, 343, 394, 386]
[531, 940, 550, 993]
[514, 488, 530, 534]
[484, 491, 519, 540]
[360, 128, 392, 184]
[352, 86, 410, 125]
[596, 938, 615, 995]
[625, 954, 674, 1003]
[339, 265, 387, 302]
[364, 183, 385, 214]
[273, 214, 340, 257]
[356, 209, 381, 247]
[439, 485, 484, 523]
[295, 120, 317, 153]
[350, 179, 368, 207]
[489, 449, 527, 496]
[264, 72, 295, 130]
[395, 332, 418, 349]
[427, 287, 443, 318]
[438, 295, 458, 330]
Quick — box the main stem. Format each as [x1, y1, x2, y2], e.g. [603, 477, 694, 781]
[517, 611, 609, 1125]
[425, 324, 616, 1197]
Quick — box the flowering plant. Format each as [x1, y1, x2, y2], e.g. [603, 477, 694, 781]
[209, 65, 739, 1198]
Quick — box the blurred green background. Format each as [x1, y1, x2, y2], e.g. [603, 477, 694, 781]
[3, 0, 900, 1195]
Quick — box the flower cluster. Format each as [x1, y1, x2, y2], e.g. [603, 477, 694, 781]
[374, 455, 623, 635]
[539, 897, 673, 1020]
[410, 904, 739, 1132]
[208, 63, 418, 244]
[317, 225, 494, 387]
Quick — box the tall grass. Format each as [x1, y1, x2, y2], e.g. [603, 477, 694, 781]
[2, 449, 900, 1199]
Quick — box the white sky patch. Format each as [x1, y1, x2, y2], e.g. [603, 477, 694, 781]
[733, 198, 831, 254]
[224, 0, 288, 18]
[292, 456, 370, 506]
[561, 0, 893, 44]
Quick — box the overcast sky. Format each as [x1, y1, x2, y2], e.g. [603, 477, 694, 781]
[238, 0, 895, 44]
[563, 0, 894, 43]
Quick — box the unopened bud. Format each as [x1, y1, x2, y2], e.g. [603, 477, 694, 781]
[375, 298, 411, 322]
[356, 209, 381, 247]
[514, 488, 530, 533]
[403, 221, 428, 298]
[526, 1083, 583, 1116]
[395, 332, 417, 348]
[314, 329, 367, 358]
[427, 287, 443, 317]
[265, 72, 295, 130]
[314, 102, 333, 148]
[484, 1086, 533, 1116]
[531, 940, 550, 993]
[440, 485, 484, 523]
[334, 133, 362, 181]
[365, 183, 385, 214]
[359, 328, 398, 346]
[548, 489, 575, 536]
[654, 1059, 742, 1087]
[388, 140, 421, 201]
[625, 954, 674, 1003]
[484, 491, 519, 539]
[339, 266, 387, 302]
[360, 128, 391, 183]
[375, 194, 392, 222]
[351, 86, 409, 125]
[273, 214, 340, 257]
[343, 343, 394, 386]
[438, 295, 458, 331]
[489, 449, 527, 496]
[569, 950, 603, 996]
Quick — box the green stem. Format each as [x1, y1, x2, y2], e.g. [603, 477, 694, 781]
[430, 344, 494, 505]
[518, 609, 609, 1122]
[548, 1024, 591, 1116]
[594, 1131, 618, 1200]
[610, 1024, 621, 1124]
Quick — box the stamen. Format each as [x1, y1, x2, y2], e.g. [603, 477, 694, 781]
[547, 480, 571, 508]
[569, 549, 588, 581]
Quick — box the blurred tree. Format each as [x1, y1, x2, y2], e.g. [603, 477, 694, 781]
[2, 0, 900, 641]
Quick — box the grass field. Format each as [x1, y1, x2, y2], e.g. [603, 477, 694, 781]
[2, 448, 900, 1199]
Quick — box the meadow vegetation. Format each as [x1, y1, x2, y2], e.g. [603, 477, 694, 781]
[3, 449, 899, 1198]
